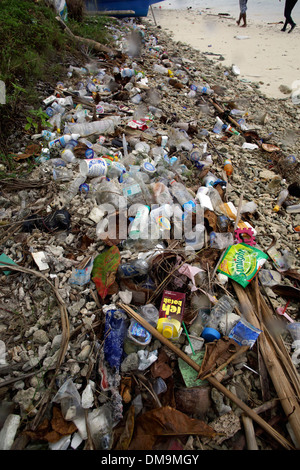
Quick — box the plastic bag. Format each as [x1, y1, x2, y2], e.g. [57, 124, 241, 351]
[229, 318, 262, 348]
[217, 243, 268, 288]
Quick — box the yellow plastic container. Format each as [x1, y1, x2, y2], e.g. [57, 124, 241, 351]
[156, 318, 182, 339]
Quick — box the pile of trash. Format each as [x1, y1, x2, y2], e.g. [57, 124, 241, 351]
[0, 16, 299, 451]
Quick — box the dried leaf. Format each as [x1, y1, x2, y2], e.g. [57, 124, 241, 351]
[114, 405, 135, 450]
[129, 406, 216, 450]
[51, 406, 77, 436]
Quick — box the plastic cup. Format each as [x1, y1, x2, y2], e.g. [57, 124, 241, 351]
[79, 158, 107, 177]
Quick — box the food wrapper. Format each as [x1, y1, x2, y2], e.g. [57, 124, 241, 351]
[217, 243, 268, 288]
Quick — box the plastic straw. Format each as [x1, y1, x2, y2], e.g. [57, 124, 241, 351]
[182, 321, 195, 355]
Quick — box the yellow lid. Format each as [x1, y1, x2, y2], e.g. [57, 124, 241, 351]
[163, 326, 173, 338]
[273, 205, 280, 212]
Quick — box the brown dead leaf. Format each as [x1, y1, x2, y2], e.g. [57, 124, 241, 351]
[151, 350, 173, 379]
[51, 406, 77, 436]
[113, 405, 135, 450]
[12, 143, 41, 161]
[129, 406, 216, 450]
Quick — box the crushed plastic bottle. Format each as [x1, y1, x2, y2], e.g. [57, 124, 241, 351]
[201, 295, 237, 342]
[103, 308, 128, 370]
[118, 259, 150, 278]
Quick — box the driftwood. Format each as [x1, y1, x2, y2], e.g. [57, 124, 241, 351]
[117, 302, 294, 450]
[55, 15, 115, 55]
[232, 279, 300, 448]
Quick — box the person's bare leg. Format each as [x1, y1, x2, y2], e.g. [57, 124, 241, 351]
[237, 13, 242, 25]
[241, 13, 247, 27]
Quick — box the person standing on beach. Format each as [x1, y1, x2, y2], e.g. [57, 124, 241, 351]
[237, 0, 248, 27]
[280, 0, 298, 33]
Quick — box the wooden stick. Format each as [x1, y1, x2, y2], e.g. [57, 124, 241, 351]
[232, 281, 300, 447]
[242, 414, 259, 450]
[117, 302, 294, 450]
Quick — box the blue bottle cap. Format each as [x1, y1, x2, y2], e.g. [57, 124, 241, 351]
[201, 327, 221, 342]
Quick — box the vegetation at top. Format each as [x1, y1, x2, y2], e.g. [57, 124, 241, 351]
[0, 0, 115, 154]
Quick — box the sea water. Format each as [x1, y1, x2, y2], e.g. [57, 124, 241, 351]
[155, 0, 300, 24]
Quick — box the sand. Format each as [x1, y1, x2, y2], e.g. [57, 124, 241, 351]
[149, 6, 300, 100]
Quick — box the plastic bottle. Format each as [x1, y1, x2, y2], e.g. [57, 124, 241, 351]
[48, 134, 80, 149]
[170, 180, 195, 207]
[198, 85, 214, 95]
[203, 172, 219, 187]
[61, 148, 77, 163]
[68, 117, 121, 137]
[139, 304, 159, 327]
[224, 159, 233, 176]
[217, 214, 230, 232]
[273, 189, 289, 212]
[152, 182, 173, 205]
[286, 204, 300, 214]
[129, 205, 150, 239]
[64, 175, 87, 203]
[118, 259, 150, 278]
[103, 308, 128, 370]
[121, 68, 135, 78]
[41, 130, 57, 141]
[156, 317, 182, 339]
[287, 323, 300, 366]
[201, 295, 237, 342]
[189, 308, 211, 336]
[153, 64, 169, 74]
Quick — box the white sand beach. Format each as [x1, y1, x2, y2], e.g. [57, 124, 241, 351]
[149, 4, 300, 99]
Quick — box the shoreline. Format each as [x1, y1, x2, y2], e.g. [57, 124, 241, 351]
[150, 7, 300, 100]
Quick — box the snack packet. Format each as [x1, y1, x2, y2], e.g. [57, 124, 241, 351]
[217, 243, 268, 288]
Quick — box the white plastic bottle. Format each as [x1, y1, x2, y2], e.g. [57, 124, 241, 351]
[48, 134, 80, 149]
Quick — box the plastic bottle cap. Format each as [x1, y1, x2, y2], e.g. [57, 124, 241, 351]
[201, 327, 221, 342]
[273, 205, 280, 212]
[163, 325, 173, 338]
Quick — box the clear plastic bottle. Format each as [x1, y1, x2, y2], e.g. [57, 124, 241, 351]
[61, 148, 77, 163]
[68, 117, 121, 137]
[152, 182, 173, 205]
[189, 308, 211, 336]
[129, 205, 150, 239]
[64, 175, 87, 203]
[117, 259, 150, 278]
[170, 180, 195, 207]
[286, 204, 300, 214]
[139, 304, 159, 327]
[201, 295, 237, 341]
[273, 189, 289, 212]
